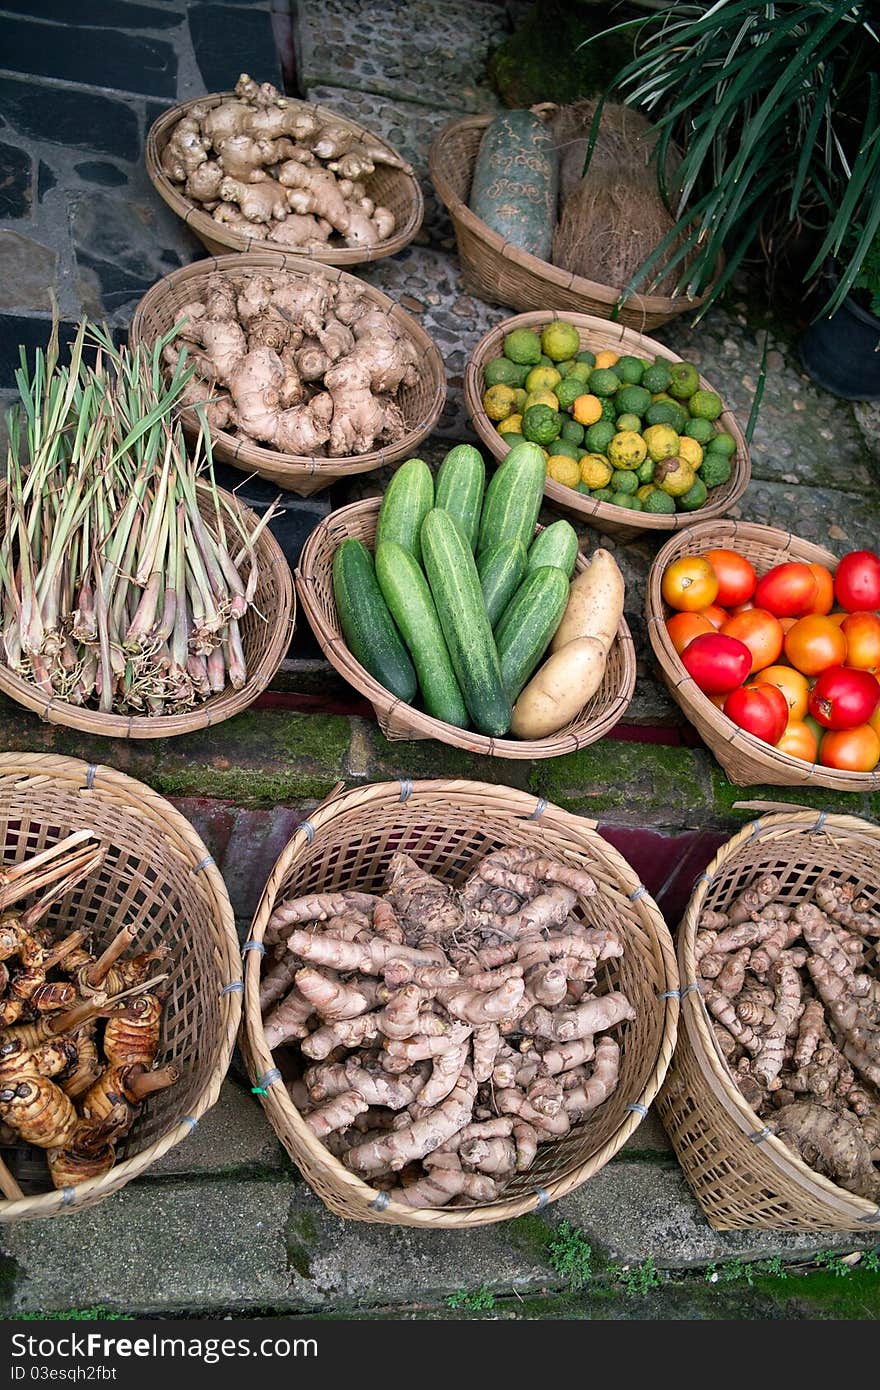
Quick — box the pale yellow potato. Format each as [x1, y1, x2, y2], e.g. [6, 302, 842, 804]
[511, 637, 607, 739]
[550, 549, 625, 654]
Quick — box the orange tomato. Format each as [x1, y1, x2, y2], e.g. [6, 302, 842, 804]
[806, 563, 835, 615]
[783, 614, 847, 676]
[819, 724, 880, 772]
[840, 612, 880, 671]
[721, 609, 784, 673]
[661, 557, 719, 612]
[828, 611, 848, 626]
[730, 600, 755, 615]
[777, 719, 819, 762]
[754, 664, 810, 720]
[779, 616, 798, 633]
[704, 549, 757, 607]
[871, 704, 880, 738]
[699, 603, 729, 630]
[666, 612, 714, 655]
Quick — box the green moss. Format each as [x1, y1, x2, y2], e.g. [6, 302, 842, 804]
[707, 764, 870, 826]
[488, 0, 638, 107]
[0, 1255, 21, 1306]
[531, 742, 712, 824]
[285, 1210, 320, 1282]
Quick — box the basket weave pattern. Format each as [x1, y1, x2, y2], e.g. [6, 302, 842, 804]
[658, 809, 880, 1230]
[242, 779, 679, 1227]
[129, 254, 446, 496]
[295, 498, 636, 759]
[0, 753, 240, 1223]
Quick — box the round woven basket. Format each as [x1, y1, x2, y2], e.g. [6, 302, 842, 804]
[0, 752, 240, 1223]
[129, 254, 446, 495]
[657, 808, 880, 1230]
[466, 310, 749, 543]
[429, 113, 716, 332]
[295, 498, 636, 759]
[146, 94, 423, 264]
[646, 518, 880, 791]
[242, 778, 679, 1227]
[0, 481, 294, 739]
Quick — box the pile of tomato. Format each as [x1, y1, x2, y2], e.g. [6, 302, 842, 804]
[661, 547, 880, 772]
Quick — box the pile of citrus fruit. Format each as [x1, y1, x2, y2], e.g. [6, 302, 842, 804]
[662, 546, 880, 772]
[481, 320, 736, 515]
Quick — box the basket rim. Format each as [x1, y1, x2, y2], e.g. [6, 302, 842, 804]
[464, 309, 751, 535]
[676, 807, 880, 1222]
[146, 92, 424, 266]
[429, 112, 719, 319]
[646, 517, 880, 790]
[127, 252, 447, 487]
[0, 480, 295, 740]
[0, 752, 241, 1222]
[295, 497, 637, 759]
[243, 777, 680, 1228]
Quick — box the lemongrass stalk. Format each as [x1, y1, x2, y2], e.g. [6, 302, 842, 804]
[225, 618, 246, 690]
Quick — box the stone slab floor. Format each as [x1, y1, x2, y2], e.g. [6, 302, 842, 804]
[0, 0, 878, 1318]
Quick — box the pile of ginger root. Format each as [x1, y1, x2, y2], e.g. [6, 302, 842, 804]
[259, 846, 637, 1208]
[164, 268, 419, 457]
[161, 74, 405, 253]
[696, 870, 880, 1200]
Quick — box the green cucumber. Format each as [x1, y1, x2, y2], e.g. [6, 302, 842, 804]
[332, 539, 417, 704]
[375, 457, 434, 565]
[420, 508, 512, 737]
[434, 444, 485, 551]
[478, 538, 527, 628]
[476, 440, 545, 556]
[494, 566, 570, 701]
[527, 520, 579, 578]
[375, 542, 468, 729]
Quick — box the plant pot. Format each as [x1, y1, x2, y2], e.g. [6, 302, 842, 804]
[800, 291, 880, 400]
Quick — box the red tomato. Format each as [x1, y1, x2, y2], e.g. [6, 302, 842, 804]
[723, 683, 789, 744]
[754, 665, 810, 720]
[840, 612, 880, 671]
[834, 550, 880, 612]
[699, 603, 729, 630]
[662, 557, 719, 612]
[721, 609, 784, 673]
[776, 719, 819, 763]
[704, 549, 757, 607]
[819, 724, 880, 772]
[808, 666, 880, 729]
[783, 614, 848, 676]
[666, 612, 713, 655]
[681, 633, 753, 694]
[753, 563, 818, 618]
[806, 563, 834, 615]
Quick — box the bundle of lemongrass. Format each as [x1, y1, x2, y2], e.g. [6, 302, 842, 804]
[0, 312, 278, 717]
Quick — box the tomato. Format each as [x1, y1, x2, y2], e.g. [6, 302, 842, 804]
[776, 719, 818, 763]
[840, 612, 880, 671]
[662, 557, 719, 612]
[753, 562, 818, 618]
[806, 563, 834, 615]
[723, 682, 789, 744]
[754, 664, 810, 720]
[778, 616, 798, 634]
[834, 550, 880, 612]
[681, 632, 753, 694]
[699, 603, 729, 630]
[819, 724, 880, 773]
[666, 612, 713, 655]
[730, 600, 755, 615]
[783, 614, 848, 676]
[828, 611, 848, 626]
[721, 609, 784, 673]
[808, 666, 880, 729]
[871, 704, 880, 739]
[704, 549, 756, 607]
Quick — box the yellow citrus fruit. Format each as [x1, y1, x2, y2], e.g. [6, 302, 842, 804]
[524, 389, 559, 412]
[541, 321, 580, 362]
[482, 384, 518, 421]
[572, 393, 603, 426]
[512, 388, 527, 411]
[498, 413, 522, 435]
[643, 423, 681, 463]
[579, 454, 612, 489]
[593, 350, 620, 370]
[525, 365, 562, 393]
[547, 455, 581, 488]
[678, 436, 704, 470]
[656, 457, 695, 497]
[636, 484, 656, 503]
[607, 430, 648, 470]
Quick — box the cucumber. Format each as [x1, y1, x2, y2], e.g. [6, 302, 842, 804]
[494, 566, 570, 702]
[374, 542, 469, 729]
[468, 111, 559, 260]
[527, 520, 579, 578]
[375, 457, 434, 565]
[332, 539, 417, 704]
[434, 444, 485, 551]
[478, 538, 527, 628]
[477, 440, 545, 557]
[420, 509, 512, 737]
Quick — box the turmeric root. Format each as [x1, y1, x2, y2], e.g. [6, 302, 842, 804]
[345, 1067, 477, 1175]
[305, 1088, 369, 1139]
[295, 967, 378, 1022]
[562, 1036, 621, 1115]
[265, 890, 379, 944]
[383, 1167, 496, 1208]
[814, 877, 880, 937]
[262, 987, 314, 1050]
[728, 874, 780, 926]
[768, 1101, 880, 1199]
[522, 991, 635, 1042]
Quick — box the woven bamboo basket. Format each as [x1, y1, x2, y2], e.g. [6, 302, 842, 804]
[129, 254, 446, 495]
[0, 752, 240, 1223]
[646, 518, 880, 791]
[242, 778, 679, 1227]
[296, 498, 636, 759]
[466, 311, 750, 543]
[146, 94, 423, 264]
[658, 808, 880, 1230]
[0, 482, 294, 740]
[429, 113, 716, 331]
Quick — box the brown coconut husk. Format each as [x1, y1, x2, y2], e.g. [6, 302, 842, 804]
[549, 99, 679, 200]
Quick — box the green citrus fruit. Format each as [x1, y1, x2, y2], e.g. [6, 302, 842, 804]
[541, 320, 580, 361]
[688, 389, 723, 421]
[616, 384, 651, 417]
[521, 403, 562, 446]
[668, 361, 701, 399]
[589, 367, 621, 396]
[503, 328, 542, 365]
[641, 362, 671, 393]
[615, 354, 645, 384]
[484, 356, 525, 388]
